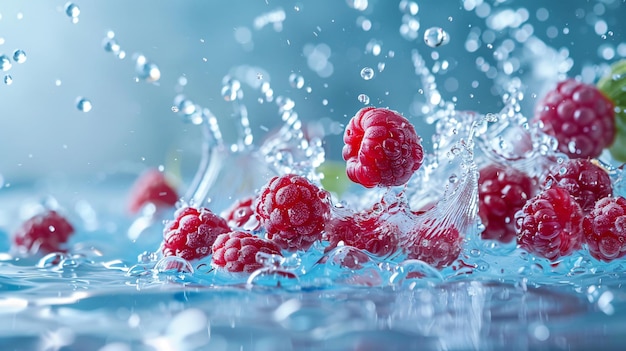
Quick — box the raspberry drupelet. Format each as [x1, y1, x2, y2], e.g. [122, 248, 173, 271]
[255, 174, 331, 252]
[478, 164, 535, 243]
[583, 196, 626, 262]
[405, 220, 463, 270]
[162, 206, 231, 261]
[532, 79, 615, 159]
[515, 186, 584, 261]
[13, 210, 74, 254]
[342, 107, 424, 188]
[127, 168, 178, 214]
[212, 231, 282, 273]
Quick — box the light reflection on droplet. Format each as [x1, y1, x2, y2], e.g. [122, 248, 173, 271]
[357, 94, 370, 104]
[12, 49, 26, 64]
[424, 27, 450, 47]
[64, 2, 80, 23]
[0, 55, 12, 71]
[360, 67, 374, 80]
[76, 97, 92, 113]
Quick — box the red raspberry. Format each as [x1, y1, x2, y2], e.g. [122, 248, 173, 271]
[478, 164, 535, 243]
[546, 158, 612, 214]
[211, 231, 282, 273]
[221, 196, 259, 230]
[13, 210, 74, 254]
[162, 206, 231, 261]
[342, 107, 424, 188]
[583, 196, 626, 262]
[515, 186, 584, 261]
[255, 174, 331, 252]
[405, 219, 463, 269]
[532, 79, 615, 159]
[127, 169, 178, 214]
[325, 208, 399, 257]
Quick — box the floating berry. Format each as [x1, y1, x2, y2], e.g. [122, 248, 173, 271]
[13, 210, 74, 254]
[212, 231, 282, 273]
[221, 196, 259, 230]
[162, 206, 230, 261]
[597, 60, 626, 161]
[478, 164, 535, 243]
[256, 174, 331, 252]
[127, 169, 178, 214]
[343, 107, 424, 188]
[533, 79, 615, 159]
[325, 208, 400, 257]
[583, 196, 626, 262]
[515, 186, 584, 261]
[546, 158, 612, 214]
[405, 219, 463, 269]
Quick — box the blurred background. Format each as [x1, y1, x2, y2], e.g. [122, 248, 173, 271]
[0, 0, 624, 186]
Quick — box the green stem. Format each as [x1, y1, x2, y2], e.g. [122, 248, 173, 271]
[597, 60, 626, 162]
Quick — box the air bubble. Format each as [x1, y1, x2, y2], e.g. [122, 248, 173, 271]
[288, 73, 304, 89]
[3, 75, 12, 85]
[12, 49, 26, 64]
[424, 27, 450, 47]
[360, 67, 374, 80]
[76, 97, 92, 113]
[399, 0, 419, 16]
[357, 94, 370, 104]
[0, 55, 12, 71]
[134, 55, 161, 83]
[64, 2, 80, 23]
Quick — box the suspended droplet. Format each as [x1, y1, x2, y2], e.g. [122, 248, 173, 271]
[76, 97, 92, 112]
[0, 55, 12, 71]
[424, 27, 450, 47]
[12, 49, 27, 64]
[357, 93, 370, 104]
[134, 55, 161, 83]
[3, 75, 13, 85]
[288, 73, 305, 89]
[64, 2, 80, 23]
[360, 67, 374, 80]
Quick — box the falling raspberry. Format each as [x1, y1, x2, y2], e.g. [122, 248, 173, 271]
[343, 107, 424, 188]
[546, 158, 612, 214]
[255, 174, 331, 252]
[13, 210, 74, 254]
[583, 196, 626, 262]
[533, 79, 615, 159]
[211, 231, 282, 273]
[325, 208, 400, 257]
[515, 186, 584, 261]
[478, 163, 535, 243]
[127, 168, 178, 214]
[162, 206, 231, 261]
[405, 218, 463, 269]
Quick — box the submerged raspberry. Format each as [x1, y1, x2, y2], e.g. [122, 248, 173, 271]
[13, 210, 74, 254]
[583, 196, 626, 262]
[546, 158, 612, 214]
[255, 174, 331, 252]
[405, 219, 463, 269]
[478, 164, 535, 243]
[127, 169, 178, 214]
[532, 79, 615, 159]
[325, 208, 400, 257]
[212, 231, 282, 273]
[343, 107, 424, 188]
[515, 186, 584, 261]
[162, 206, 231, 261]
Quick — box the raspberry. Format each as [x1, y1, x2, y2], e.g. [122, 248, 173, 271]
[478, 164, 535, 243]
[13, 210, 74, 254]
[546, 158, 612, 214]
[255, 174, 331, 252]
[162, 206, 231, 261]
[127, 169, 178, 214]
[405, 219, 463, 269]
[515, 186, 584, 261]
[221, 196, 259, 230]
[583, 196, 626, 262]
[325, 208, 399, 257]
[211, 231, 282, 273]
[532, 79, 615, 159]
[342, 107, 424, 188]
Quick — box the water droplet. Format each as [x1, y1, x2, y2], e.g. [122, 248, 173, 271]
[424, 27, 450, 47]
[0, 55, 12, 71]
[55, 79, 62, 86]
[346, 0, 368, 11]
[357, 93, 370, 104]
[360, 67, 374, 80]
[102, 38, 121, 54]
[76, 97, 92, 112]
[12, 49, 26, 64]
[64, 2, 80, 23]
[399, 0, 419, 15]
[288, 73, 304, 89]
[134, 55, 160, 83]
[221, 78, 241, 101]
[377, 62, 386, 72]
[3, 75, 12, 85]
